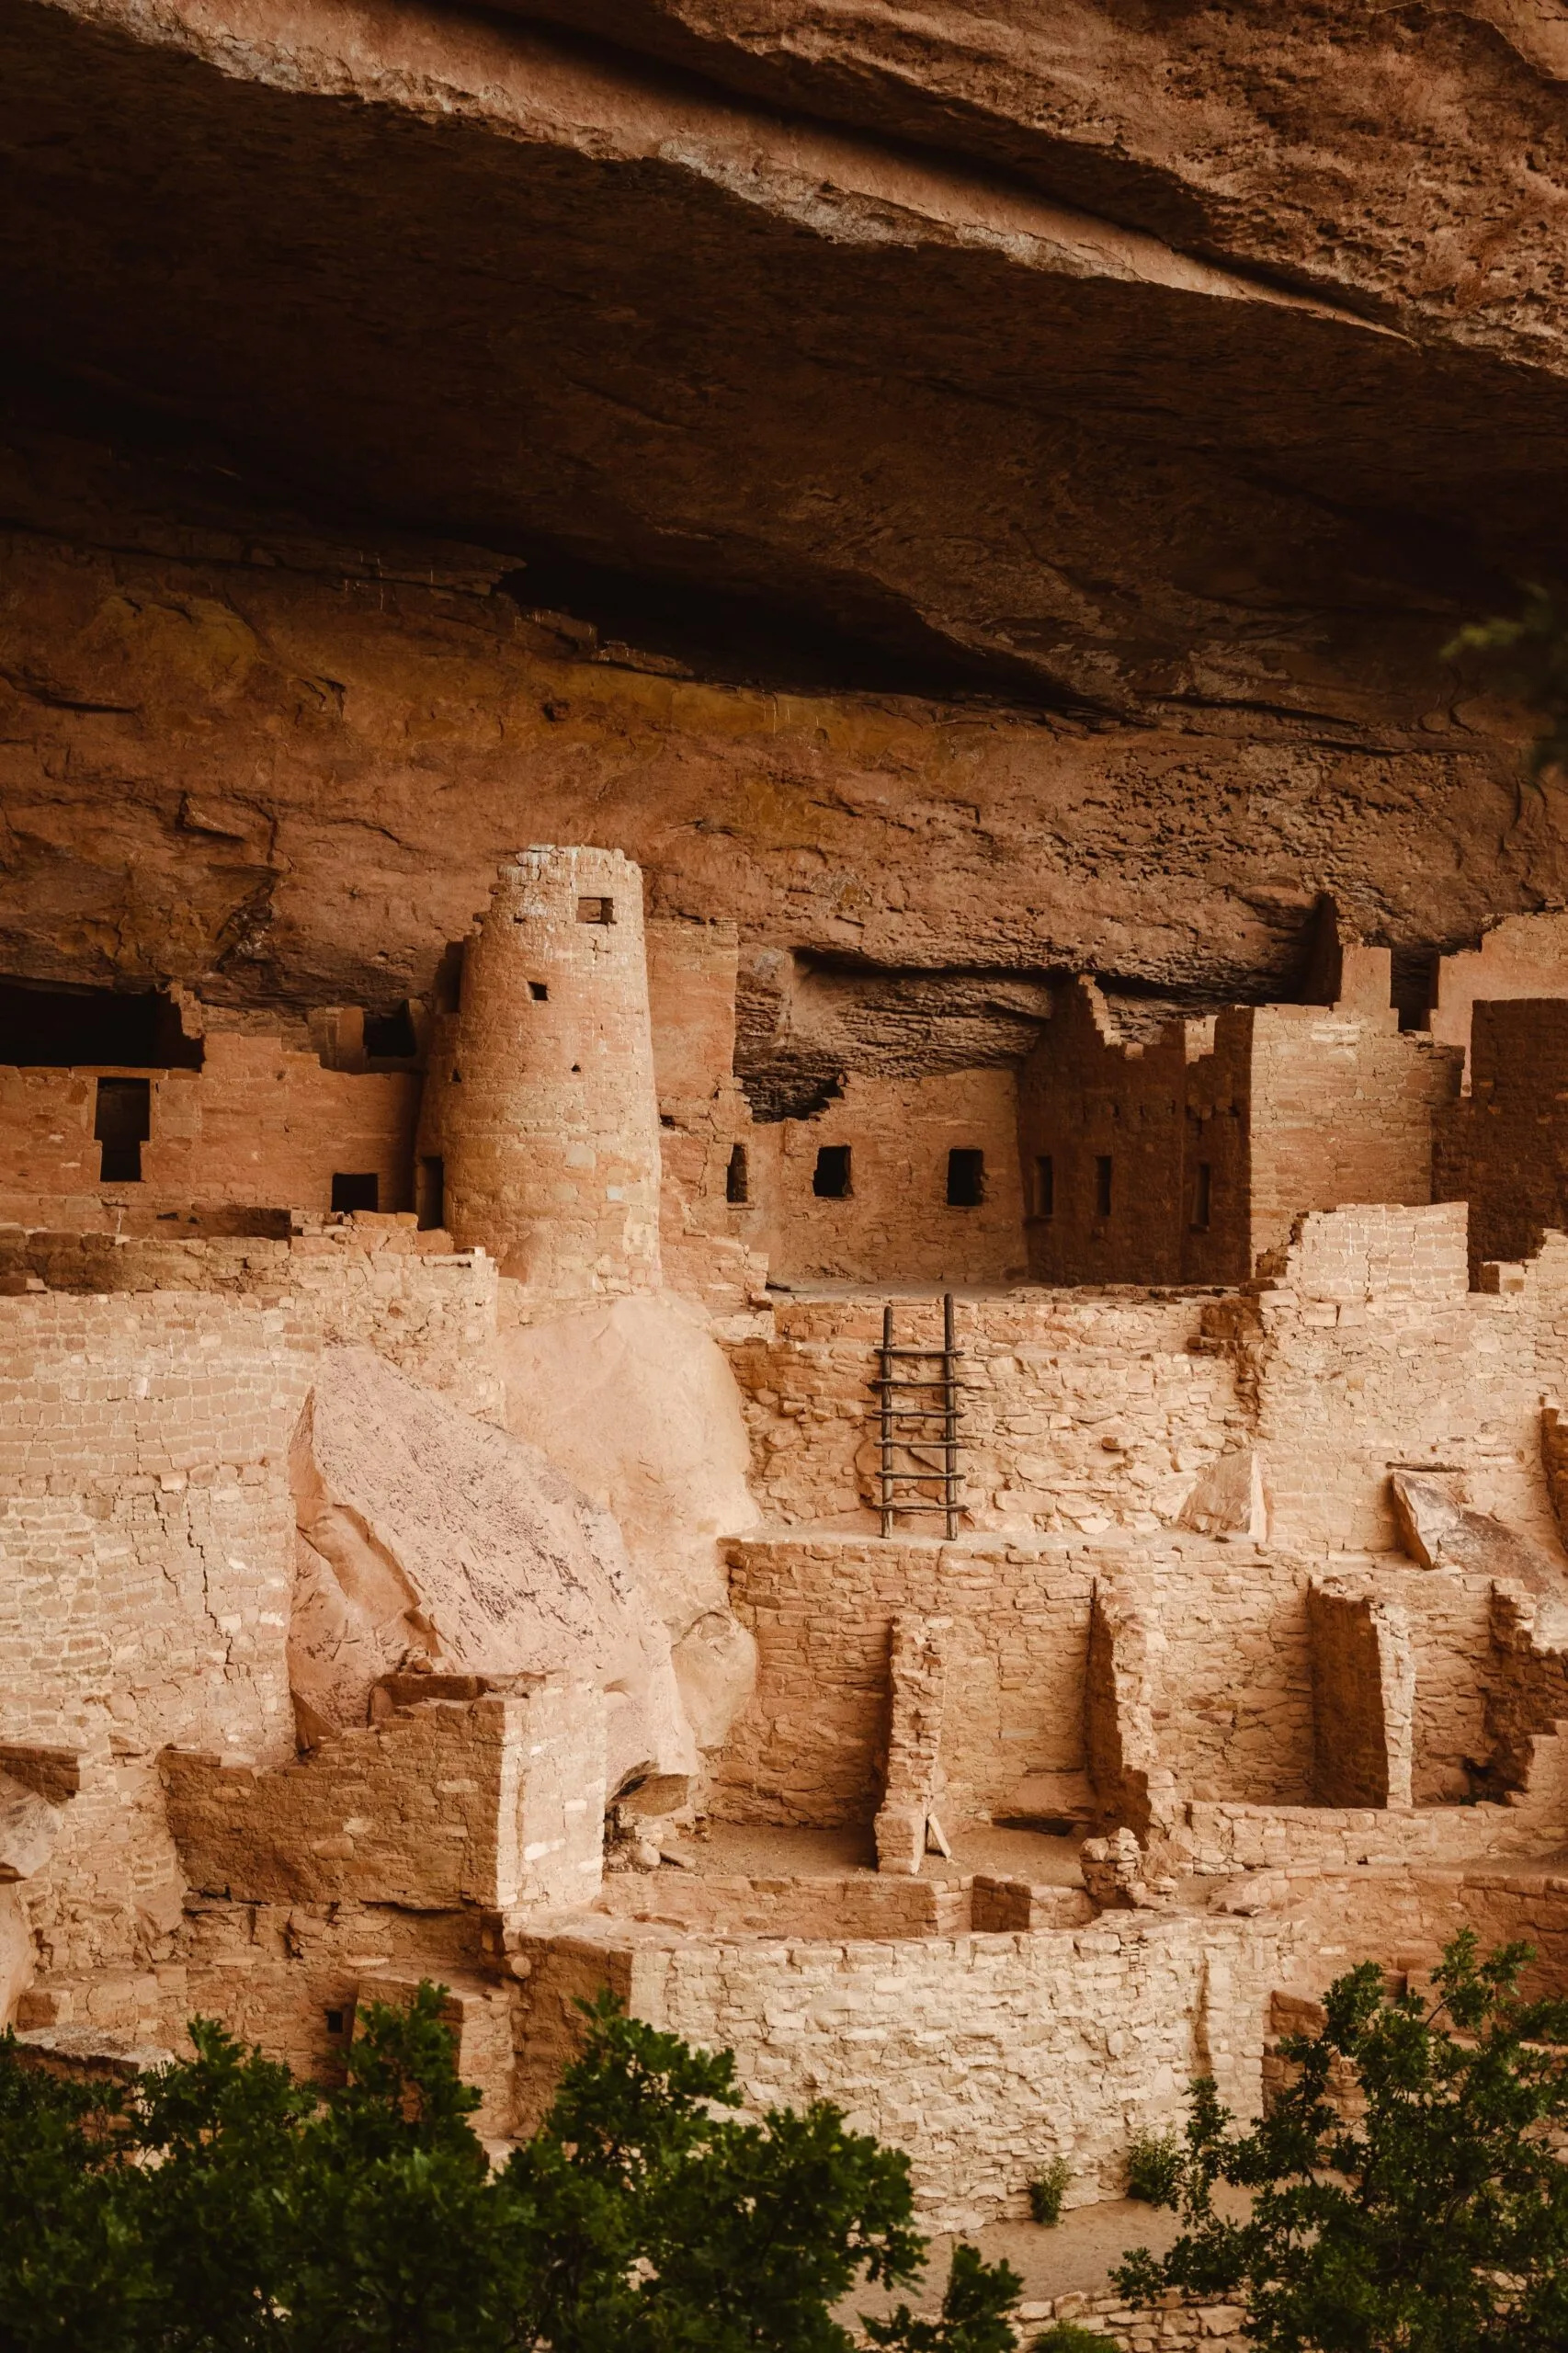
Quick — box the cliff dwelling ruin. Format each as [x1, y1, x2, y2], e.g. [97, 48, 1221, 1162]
[9, 0, 1568, 2335]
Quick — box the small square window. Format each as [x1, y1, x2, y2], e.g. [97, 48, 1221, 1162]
[324, 2007, 346, 2037]
[529, 981, 549, 1002]
[947, 1148, 985, 1208]
[812, 1144, 852, 1199]
[363, 1004, 416, 1059]
[576, 895, 615, 925]
[331, 1173, 380, 1213]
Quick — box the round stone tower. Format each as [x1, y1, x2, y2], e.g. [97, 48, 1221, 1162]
[419, 847, 662, 1302]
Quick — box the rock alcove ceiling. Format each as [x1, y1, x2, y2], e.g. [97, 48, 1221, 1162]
[4, 0, 1568, 1091]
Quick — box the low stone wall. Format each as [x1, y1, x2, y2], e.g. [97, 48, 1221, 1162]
[163, 1681, 605, 1913]
[1010, 2290, 1248, 2347]
[584, 1870, 1091, 1939]
[513, 1910, 1281, 2231]
[1179, 1798, 1558, 1876]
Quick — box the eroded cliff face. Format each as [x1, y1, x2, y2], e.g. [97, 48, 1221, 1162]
[3, 0, 1568, 1078]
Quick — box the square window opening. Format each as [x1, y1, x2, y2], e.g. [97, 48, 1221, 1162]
[577, 895, 615, 925]
[528, 981, 549, 1002]
[947, 1147, 985, 1208]
[726, 1142, 749, 1205]
[332, 1172, 380, 1213]
[95, 1076, 150, 1185]
[1095, 1154, 1113, 1219]
[363, 1003, 417, 1060]
[324, 2007, 346, 2037]
[1034, 1154, 1055, 1219]
[812, 1144, 852, 1200]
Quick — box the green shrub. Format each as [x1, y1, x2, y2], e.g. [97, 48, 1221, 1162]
[1124, 2127, 1182, 2206]
[1026, 2155, 1071, 2226]
[1115, 1930, 1568, 2352]
[1029, 2327, 1107, 2351]
[0, 1984, 1025, 2352]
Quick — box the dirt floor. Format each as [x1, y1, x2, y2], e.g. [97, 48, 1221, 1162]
[672, 1816, 1088, 1887]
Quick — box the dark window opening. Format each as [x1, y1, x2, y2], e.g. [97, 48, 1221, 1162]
[363, 1003, 417, 1060]
[1035, 1155, 1054, 1219]
[1191, 1161, 1212, 1233]
[416, 1155, 445, 1232]
[324, 2008, 346, 2037]
[726, 1142, 749, 1204]
[528, 981, 549, 1002]
[1095, 1154, 1113, 1218]
[577, 896, 615, 926]
[2, 979, 201, 1070]
[812, 1144, 852, 1199]
[95, 1076, 150, 1183]
[331, 1173, 380, 1213]
[947, 1147, 985, 1208]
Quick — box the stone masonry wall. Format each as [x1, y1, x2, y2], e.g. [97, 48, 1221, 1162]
[420, 847, 663, 1305]
[515, 1909, 1284, 2232]
[0, 1221, 501, 1420]
[726, 1290, 1244, 1537]
[1244, 987, 1460, 1269]
[719, 1533, 1500, 1833]
[1436, 996, 1568, 1275]
[760, 1068, 1028, 1290]
[163, 1681, 605, 1914]
[1018, 981, 1252, 1288]
[645, 916, 766, 1313]
[0, 1225, 502, 1983]
[714, 1533, 1093, 1827]
[0, 1030, 418, 1216]
[1215, 1204, 1568, 1560]
[1307, 1582, 1415, 1808]
[0, 1288, 312, 1980]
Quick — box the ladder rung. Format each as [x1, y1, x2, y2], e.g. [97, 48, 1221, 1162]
[878, 1345, 963, 1358]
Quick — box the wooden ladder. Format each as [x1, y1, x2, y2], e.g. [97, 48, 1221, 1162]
[873, 1292, 965, 1540]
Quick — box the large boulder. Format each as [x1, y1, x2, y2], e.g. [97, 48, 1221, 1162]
[496, 1292, 759, 1753]
[1390, 1472, 1560, 1591]
[290, 1346, 693, 1796]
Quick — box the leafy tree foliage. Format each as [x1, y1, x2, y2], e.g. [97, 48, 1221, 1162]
[0, 1984, 1022, 2353]
[1446, 585, 1568, 780]
[1115, 1931, 1568, 2352]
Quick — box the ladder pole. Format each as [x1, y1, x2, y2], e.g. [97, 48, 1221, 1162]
[880, 1302, 895, 1539]
[942, 1290, 959, 1540]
